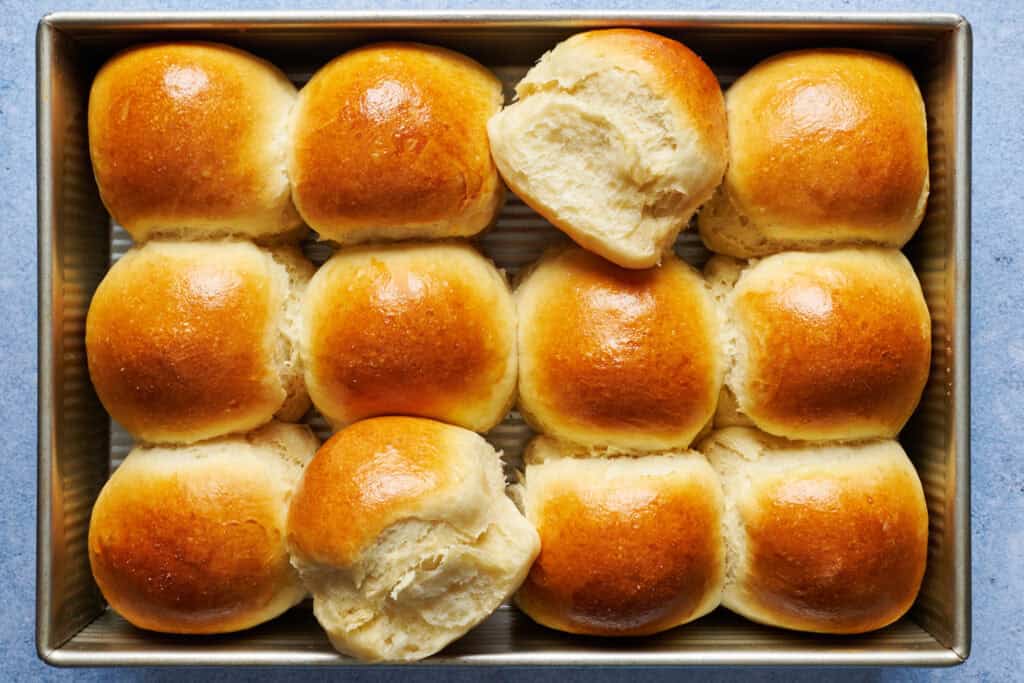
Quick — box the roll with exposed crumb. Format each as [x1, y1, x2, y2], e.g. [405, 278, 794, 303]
[489, 29, 727, 268]
[286, 417, 539, 662]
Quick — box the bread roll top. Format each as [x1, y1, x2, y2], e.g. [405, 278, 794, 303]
[708, 248, 931, 442]
[514, 437, 725, 636]
[700, 427, 928, 634]
[286, 417, 499, 567]
[289, 43, 504, 244]
[699, 49, 929, 257]
[301, 241, 516, 432]
[86, 240, 313, 444]
[516, 246, 723, 450]
[88, 42, 301, 241]
[88, 422, 318, 634]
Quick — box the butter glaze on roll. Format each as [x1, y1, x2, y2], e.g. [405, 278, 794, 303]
[88, 42, 302, 242]
[706, 248, 931, 442]
[88, 422, 318, 634]
[488, 29, 728, 269]
[699, 427, 928, 634]
[300, 241, 516, 432]
[699, 49, 929, 257]
[85, 240, 313, 444]
[289, 43, 504, 244]
[516, 245, 723, 450]
[512, 436, 725, 636]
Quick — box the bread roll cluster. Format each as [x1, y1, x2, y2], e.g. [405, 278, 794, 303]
[82, 32, 935, 660]
[681, 50, 933, 630]
[85, 40, 532, 661]
[694, 51, 931, 635]
[499, 41, 932, 637]
[87, 44, 322, 641]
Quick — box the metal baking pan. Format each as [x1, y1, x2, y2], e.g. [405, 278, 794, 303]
[36, 11, 972, 667]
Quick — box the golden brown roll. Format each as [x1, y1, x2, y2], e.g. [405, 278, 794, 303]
[88, 422, 319, 634]
[699, 427, 929, 634]
[86, 240, 314, 444]
[516, 246, 723, 450]
[88, 42, 302, 242]
[286, 417, 539, 662]
[512, 436, 724, 636]
[698, 49, 929, 257]
[301, 241, 516, 432]
[289, 43, 504, 244]
[706, 248, 931, 442]
[488, 29, 727, 269]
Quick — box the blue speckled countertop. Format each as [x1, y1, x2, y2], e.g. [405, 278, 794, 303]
[3, 0, 1020, 680]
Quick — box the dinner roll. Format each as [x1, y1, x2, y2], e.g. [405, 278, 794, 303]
[698, 49, 929, 257]
[512, 436, 724, 636]
[706, 249, 931, 442]
[289, 43, 503, 244]
[301, 241, 516, 432]
[88, 42, 302, 242]
[88, 421, 318, 634]
[516, 246, 723, 450]
[86, 240, 314, 444]
[699, 428, 928, 634]
[488, 29, 727, 269]
[286, 417, 539, 662]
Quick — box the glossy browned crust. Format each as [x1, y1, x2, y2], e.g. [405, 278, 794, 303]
[289, 43, 503, 241]
[303, 242, 516, 431]
[733, 249, 931, 440]
[286, 417, 456, 567]
[740, 460, 928, 633]
[517, 468, 721, 635]
[85, 242, 284, 443]
[88, 454, 296, 634]
[571, 29, 727, 153]
[88, 42, 300, 238]
[718, 49, 928, 248]
[517, 247, 722, 448]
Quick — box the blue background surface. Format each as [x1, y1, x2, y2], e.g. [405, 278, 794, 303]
[3, 0, 1020, 680]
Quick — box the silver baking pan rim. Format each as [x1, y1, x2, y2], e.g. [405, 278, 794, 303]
[37, 10, 971, 667]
